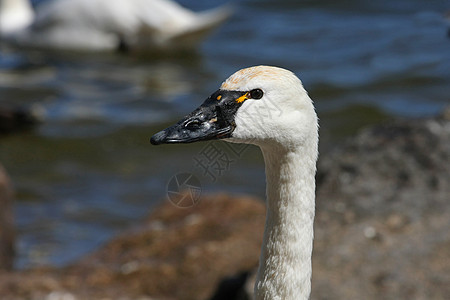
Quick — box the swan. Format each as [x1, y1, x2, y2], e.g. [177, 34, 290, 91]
[151, 66, 319, 299]
[0, 0, 231, 51]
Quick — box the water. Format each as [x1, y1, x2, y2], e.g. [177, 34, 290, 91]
[0, 0, 449, 269]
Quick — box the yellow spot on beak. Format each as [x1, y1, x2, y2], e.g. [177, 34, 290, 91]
[216, 95, 222, 101]
[235, 92, 249, 103]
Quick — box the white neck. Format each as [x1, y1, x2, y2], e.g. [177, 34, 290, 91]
[254, 142, 317, 300]
[0, 0, 34, 35]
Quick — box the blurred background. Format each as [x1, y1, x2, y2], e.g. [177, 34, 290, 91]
[0, 0, 449, 270]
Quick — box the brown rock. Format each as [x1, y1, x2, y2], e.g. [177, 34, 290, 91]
[0, 194, 265, 300]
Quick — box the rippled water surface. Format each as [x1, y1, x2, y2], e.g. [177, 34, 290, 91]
[0, 0, 449, 268]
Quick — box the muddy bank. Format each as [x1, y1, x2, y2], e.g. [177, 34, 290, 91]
[0, 194, 265, 300]
[0, 111, 449, 299]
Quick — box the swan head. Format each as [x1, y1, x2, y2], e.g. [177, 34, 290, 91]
[151, 66, 317, 150]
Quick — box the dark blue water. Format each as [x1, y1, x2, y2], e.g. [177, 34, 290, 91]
[0, 0, 449, 268]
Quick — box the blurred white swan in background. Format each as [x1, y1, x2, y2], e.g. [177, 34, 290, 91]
[0, 0, 231, 51]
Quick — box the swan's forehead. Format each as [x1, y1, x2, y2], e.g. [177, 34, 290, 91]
[221, 66, 291, 90]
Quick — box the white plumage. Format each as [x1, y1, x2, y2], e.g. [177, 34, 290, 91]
[0, 0, 231, 51]
[222, 66, 319, 299]
[151, 65, 319, 299]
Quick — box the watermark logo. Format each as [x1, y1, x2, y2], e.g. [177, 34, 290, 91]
[166, 172, 202, 208]
[193, 141, 251, 182]
[166, 96, 283, 207]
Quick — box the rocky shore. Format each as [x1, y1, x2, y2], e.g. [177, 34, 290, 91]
[0, 110, 449, 299]
[313, 109, 450, 299]
[0, 194, 264, 300]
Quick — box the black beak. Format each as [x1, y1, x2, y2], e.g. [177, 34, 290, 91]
[150, 90, 246, 145]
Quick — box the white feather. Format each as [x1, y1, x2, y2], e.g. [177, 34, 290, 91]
[222, 66, 319, 299]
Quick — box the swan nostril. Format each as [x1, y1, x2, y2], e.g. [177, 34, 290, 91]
[184, 119, 202, 129]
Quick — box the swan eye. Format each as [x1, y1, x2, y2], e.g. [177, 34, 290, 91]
[249, 89, 264, 99]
